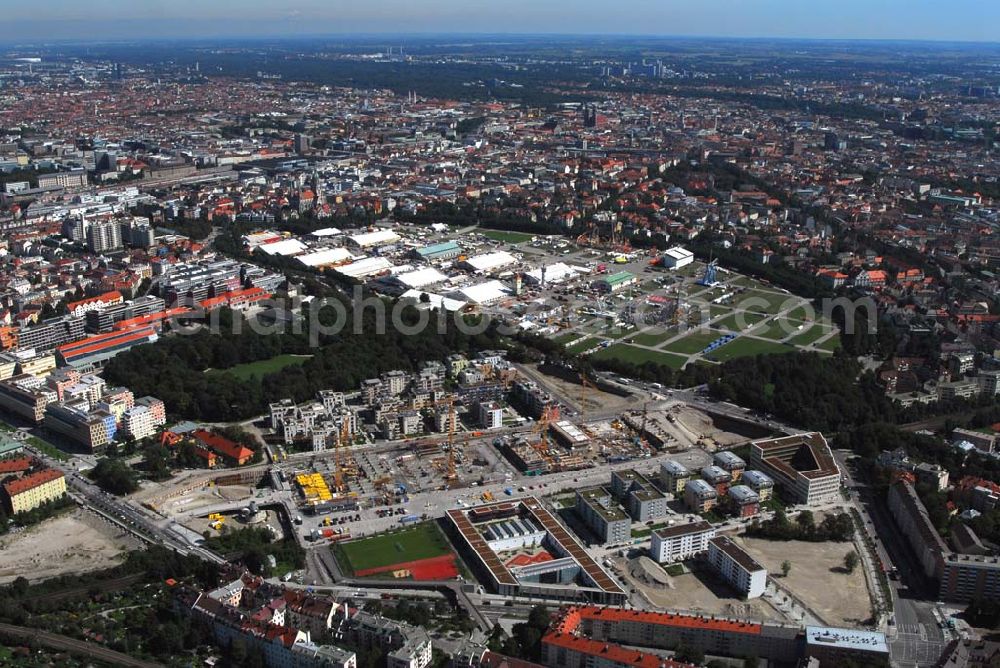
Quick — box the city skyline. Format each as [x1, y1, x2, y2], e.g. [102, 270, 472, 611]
[5, 0, 1000, 44]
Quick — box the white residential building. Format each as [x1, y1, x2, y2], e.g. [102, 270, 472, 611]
[649, 520, 717, 564]
[707, 535, 767, 599]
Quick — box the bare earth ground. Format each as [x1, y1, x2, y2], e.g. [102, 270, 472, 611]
[158, 484, 253, 518]
[0, 508, 141, 584]
[734, 535, 872, 626]
[673, 406, 747, 448]
[613, 554, 784, 622]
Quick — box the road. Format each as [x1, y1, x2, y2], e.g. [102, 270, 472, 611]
[834, 449, 949, 667]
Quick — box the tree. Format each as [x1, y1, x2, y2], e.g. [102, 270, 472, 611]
[92, 458, 139, 495]
[781, 560, 791, 577]
[844, 551, 860, 574]
[674, 641, 705, 665]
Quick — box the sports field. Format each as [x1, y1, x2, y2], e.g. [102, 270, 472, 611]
[710, 337, 792, 362]
[334, 522, 453, 575]
[209, 354, 312, 380]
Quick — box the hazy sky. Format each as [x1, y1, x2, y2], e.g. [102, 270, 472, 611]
[5, 0, 999, 43]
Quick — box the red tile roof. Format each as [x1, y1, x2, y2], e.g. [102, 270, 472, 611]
[3, 468, 64, 497]
[192, 429, 254, 463]
[542, 633, 694, 668]
[0, 457, 33, 474]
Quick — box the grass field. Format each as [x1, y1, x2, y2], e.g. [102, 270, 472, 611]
[788, 324, 836, 347]
[334, 522, 453, 575]
[627, 329, 675, 347]
[817, 334, 843, 352]
[209, 354, 312, 380]
[713, 311, 766, 332]
[709, 337, 793, 362]
[752, 318, 807, 341]
[591, 344, 688, 369]
[739, 290, 798, 314]
[567, 337, 603, 353]
[662, 329, 726, 355]
[479, 229, 535, 244]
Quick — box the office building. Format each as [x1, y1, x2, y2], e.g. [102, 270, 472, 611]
[749, 433, 840, 506]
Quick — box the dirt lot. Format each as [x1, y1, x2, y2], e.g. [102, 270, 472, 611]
[672, 405, 747, 449]
[0, 509, 141, 584]
[158, 484, 254, 518]
[734, 535, 872, 626]
[613, 555, 783, 622]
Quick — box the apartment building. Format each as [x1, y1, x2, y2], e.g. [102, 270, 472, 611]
[888, 480, 1000, 603]
[478, 401, 504, 430]
[727, 485, 761, 518]
[659, 459, 691, 495]
[120, 404, 157, 440]
[713, 450, 746, 482]
[707, 536, 767, 599]
[741, 470, 775, 501]
[700, 465, 733, 495]
[575, 487, 631, 545]
[2, 467, 66, 514]
[610, 469, 668, 522]
[749, 432, 840, 506]
[683, 478, 717, 513]
[649, 520, 716, 564]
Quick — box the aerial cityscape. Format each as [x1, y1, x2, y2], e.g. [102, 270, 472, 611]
[0, 4, 998, 668]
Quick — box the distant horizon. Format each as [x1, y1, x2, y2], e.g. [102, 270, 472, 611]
[3, 31, 1000, 51]
[5, 1, 1000, 45]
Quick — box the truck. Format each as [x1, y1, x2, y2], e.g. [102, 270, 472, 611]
[400, 515, 421, 525]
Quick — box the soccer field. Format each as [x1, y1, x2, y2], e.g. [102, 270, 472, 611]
[334, 522, 453, 574]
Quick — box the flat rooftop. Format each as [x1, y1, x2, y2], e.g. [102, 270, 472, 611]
[805, 626, 889, 654]
[709, 535, 766, 574]
[448, 497, 623, 596]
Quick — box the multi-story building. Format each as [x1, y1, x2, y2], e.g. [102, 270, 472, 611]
[660, 459, 691, 495]
[700, 465, 733, 495]
[15, 316, 86, 352]
[727, 485, 760, 518]
[683, 479, 718, 513]
[707, 536, 767, 599]
[803, 627, 890, 665]
[0, 374, 56, 423]
[87, 219, 124, 253]
[888, 480, 1000, 603]
[713, 451, 746, 482]
[749, 433, 840, 506]
[478, 401, 504, 430]
[649, 520, 716, 564]
[2, 467, 66, 514]
[44, 403, 116, 452]
[345, 610, 432, 668]
[121, 405, 157, 440]
[575, 487, 631, 545]
[610, 469, 668, 522]
[740, 470, 775, 501]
